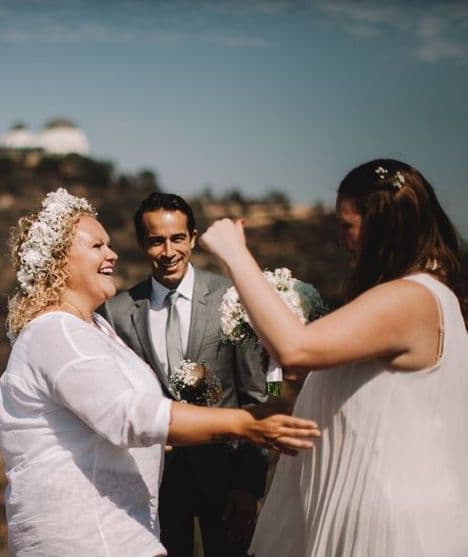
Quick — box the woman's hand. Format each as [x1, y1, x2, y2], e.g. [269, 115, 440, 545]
[168, 402, 319, 454]
[239, 406, 320, 455]
[199, 218, 246, 266]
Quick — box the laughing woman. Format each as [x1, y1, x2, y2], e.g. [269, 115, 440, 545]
[0, 189, 319, 557]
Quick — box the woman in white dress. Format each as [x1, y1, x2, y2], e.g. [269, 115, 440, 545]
[201, 159, 468, 557]
[0, 188, 320, 557]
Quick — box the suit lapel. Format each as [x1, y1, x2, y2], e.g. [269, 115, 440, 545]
[130, 281, 173, 395]
[186, 269, 210, 363]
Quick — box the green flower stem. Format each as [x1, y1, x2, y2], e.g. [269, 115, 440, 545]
[266, 381, 282, 397]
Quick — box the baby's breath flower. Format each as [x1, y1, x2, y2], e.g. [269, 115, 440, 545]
[375, 166, 388, 179]
[220, 267, 327, 343]
[16, 188, 96, 293]
[169, 360, 222, 406]
[393, 171, 405, 189]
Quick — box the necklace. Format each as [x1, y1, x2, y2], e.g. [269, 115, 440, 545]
[62, 300, 92, 322]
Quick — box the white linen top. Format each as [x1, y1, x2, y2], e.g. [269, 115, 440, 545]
[250, 274, 468, 557]
[0, 312, 172, 557]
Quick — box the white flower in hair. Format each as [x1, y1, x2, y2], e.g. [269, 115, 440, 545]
[17, 188, 96, 293]
[375, 166, 388, 179]
[393, 171, 405, 189]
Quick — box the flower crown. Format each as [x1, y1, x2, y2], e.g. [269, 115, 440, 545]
[375, 166, 405, 190]
[16, 188, 96, 293]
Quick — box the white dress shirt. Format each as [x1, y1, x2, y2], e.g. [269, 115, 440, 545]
[149, 264, 194, 375]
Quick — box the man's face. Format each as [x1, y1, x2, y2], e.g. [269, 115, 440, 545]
[139, 209, 196, 288]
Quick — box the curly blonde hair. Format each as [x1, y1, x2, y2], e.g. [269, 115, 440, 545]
[7, 206, 95, 339]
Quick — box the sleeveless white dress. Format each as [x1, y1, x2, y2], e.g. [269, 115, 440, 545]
[249, 274, 468, 557]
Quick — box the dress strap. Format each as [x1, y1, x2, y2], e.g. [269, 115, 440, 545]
[435, 300, 445, 361]
[404, 273, 445, 361]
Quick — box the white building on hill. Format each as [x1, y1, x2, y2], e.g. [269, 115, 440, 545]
[1, 118, 90, 156]
[0, 122, 37, 149]
[37, 118, 90, 155]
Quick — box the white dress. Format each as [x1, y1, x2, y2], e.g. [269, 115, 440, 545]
[0, 312, 172, 557]
[250, 274, 468, 557]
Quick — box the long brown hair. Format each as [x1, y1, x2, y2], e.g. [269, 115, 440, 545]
[338, 159, 466, 321]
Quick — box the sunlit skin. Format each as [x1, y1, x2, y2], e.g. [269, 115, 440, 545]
[139, 209, 197, 288]
[65, 215, 118, 318]
[336, 195, 363, 266]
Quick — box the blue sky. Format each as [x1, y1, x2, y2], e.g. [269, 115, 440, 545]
[0, 0, 467, 238]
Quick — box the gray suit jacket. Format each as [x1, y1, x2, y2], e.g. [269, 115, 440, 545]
[99, 267, 268, 501]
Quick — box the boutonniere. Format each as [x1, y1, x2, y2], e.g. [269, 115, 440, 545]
[169, 360, 222, 406]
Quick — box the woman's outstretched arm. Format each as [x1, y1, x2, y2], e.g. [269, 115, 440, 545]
[167, 402, 320, 454]
[200, 219, 442, 373]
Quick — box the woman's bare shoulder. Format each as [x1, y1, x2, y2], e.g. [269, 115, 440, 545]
[352, 278, 440, 334]
[359, 277, 438, 306]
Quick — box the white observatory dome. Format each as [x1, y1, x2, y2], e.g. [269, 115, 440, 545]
[1, 122, 37, 149]
[38, 118, 90, 155]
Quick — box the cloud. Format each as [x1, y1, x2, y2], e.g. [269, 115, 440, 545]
[346, 24, 381, 38]
[414, 9, 468, 63]
[1, 23, 127, 44]
[204, 34, 269, 48]
[0, 1, 188, 44]
[0, 1, 270, 49]
[203, 0, 301, 17]
[418, 15, 443, 38]
[315, 0, 400, 26]
[204, 35, 269, 49]
[0, 21, 185, 45]
[250, 1, 299, 16]
[0, 19, 267, 50]
[0, 0, 467, 61]
[415, 39, 467, 63]
[313, 0, 468, 63]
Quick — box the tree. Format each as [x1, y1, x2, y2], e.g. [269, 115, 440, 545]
[263, 190, 290, 209]
[136, 169, 161, 192]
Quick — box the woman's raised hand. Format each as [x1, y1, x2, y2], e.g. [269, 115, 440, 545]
[200, 218, 246, 265]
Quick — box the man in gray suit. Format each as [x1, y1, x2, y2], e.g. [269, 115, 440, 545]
[100, 193, 268, 557]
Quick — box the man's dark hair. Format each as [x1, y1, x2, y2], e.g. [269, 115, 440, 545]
[134, 192, 196, 245]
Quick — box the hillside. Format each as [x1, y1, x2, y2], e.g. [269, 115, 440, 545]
[0, 153, 349, 371]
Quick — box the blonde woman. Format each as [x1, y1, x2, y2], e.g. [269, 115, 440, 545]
[0, 189, 319, 557]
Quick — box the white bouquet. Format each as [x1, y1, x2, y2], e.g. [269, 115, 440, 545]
[220, 268, 327, 395]
[169, 360, 222, 406]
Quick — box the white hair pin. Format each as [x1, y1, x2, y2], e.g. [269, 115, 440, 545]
[375, 166, 388, 179]
[393, 171, 405, 190]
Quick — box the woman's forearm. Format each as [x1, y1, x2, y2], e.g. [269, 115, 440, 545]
[167, 402, 248, 445]
[167, 401, 320, 452]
